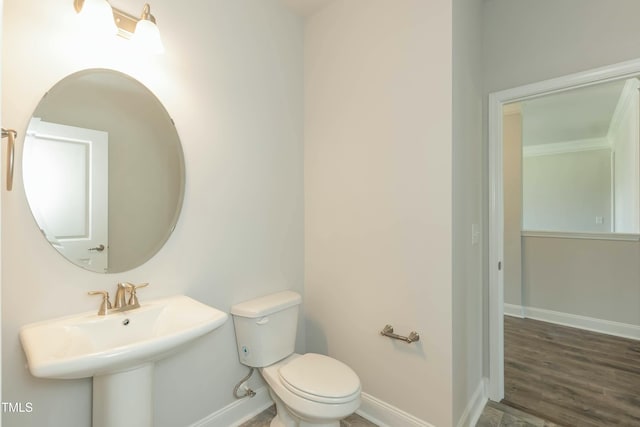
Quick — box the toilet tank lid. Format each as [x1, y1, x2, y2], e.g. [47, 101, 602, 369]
[231, 291, 301, 318]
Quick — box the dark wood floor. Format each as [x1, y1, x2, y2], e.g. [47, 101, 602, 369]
[504, 316, 640, 426]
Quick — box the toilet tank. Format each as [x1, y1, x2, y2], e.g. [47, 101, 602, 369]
[231, 291, 301, 367]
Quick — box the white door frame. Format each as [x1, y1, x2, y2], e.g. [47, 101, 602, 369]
[488, 57, 640, 401]
[0, 2, 4, 421]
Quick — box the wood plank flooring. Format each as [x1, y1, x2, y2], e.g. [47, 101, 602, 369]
[238, 405, 377, 426]
[243, 401, 551, 427]
[504, 316, 640, 426]
[477, 400, 560, 427]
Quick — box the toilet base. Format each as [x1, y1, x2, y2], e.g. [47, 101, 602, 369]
[268, 388, 340, 427]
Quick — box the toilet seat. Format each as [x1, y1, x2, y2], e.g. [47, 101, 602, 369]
[278, 353, 360, 404]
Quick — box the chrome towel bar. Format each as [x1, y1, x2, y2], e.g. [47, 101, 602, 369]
[2, 128, 17, 191]
[380, 324, 420, 344]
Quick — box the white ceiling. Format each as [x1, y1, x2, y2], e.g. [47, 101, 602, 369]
[520, 79, 628, 146]
[280, 0, 336, 17]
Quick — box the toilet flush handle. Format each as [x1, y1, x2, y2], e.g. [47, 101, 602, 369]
[256, 316, 269, 325]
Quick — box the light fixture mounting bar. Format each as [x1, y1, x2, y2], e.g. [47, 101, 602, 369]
[73, 0, 138, 39]
[112, 7, 138, 39]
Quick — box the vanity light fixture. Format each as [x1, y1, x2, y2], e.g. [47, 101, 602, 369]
[74, 0, 164, 53]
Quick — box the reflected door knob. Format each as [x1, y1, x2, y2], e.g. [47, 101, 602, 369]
[88, 244, 105, 252]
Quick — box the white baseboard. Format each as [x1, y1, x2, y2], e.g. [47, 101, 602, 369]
[357, 392, 434, 427]
[191, 388, 444, 427]
[189, 386, 272, 427]
[455, 379, 487, 427]
[503, 303, 524, 318]
[505, 304, 640, 340]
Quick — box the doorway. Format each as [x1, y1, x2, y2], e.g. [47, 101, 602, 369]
[488, 57, 640, 402]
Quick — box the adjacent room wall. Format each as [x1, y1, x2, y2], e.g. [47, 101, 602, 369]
[522, 237, 640, 327]
[522, 149, 612, 233]
[304, 0, 454, 425]
[501, 95, 640, 333]
[2, 1, 304, 426]
[502, 108, 522, 307]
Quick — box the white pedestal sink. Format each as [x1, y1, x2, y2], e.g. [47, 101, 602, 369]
[19, 295, 228, 427]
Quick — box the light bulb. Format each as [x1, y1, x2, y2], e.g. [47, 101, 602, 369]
[132, 19, 165, 54]
[77, 0, 118, 36]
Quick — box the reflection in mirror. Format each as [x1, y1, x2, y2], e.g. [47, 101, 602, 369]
[23, 69, 185, 273]
[504, 77, 640, 234]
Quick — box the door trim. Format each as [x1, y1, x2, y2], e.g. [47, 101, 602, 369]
[488, 57, 640, 401]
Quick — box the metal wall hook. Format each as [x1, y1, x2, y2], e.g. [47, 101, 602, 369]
[380, 324, 420, 344]
[2, 128, 17, 191]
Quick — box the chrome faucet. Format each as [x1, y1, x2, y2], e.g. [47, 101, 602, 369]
[88, 282, 149, 315]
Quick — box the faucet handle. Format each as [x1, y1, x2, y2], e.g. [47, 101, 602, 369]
[126, 282, 148, 292]
[126, 282, 149, 306]
[88, 290, 112, 315]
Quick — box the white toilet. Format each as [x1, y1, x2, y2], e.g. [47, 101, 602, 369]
[231, 291, 361, 427]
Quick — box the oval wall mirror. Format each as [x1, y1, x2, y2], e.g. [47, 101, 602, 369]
[22, 69, 185, 273]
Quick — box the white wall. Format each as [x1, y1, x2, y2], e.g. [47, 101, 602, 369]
[2, 1, 304, 426]
[452, 0, 485, 425]
[522, 149, 612, 232]
[610, 79, 640, 233]
[304, 0, 454, 425]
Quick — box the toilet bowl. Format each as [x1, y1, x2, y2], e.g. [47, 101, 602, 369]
[231, 291, 361, 427]
[261, 353, 360, 426]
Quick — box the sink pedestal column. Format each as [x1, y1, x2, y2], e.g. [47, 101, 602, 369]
[92, 363, 154, 427]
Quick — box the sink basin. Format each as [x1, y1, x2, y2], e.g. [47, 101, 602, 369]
[20, 295, 228, 379]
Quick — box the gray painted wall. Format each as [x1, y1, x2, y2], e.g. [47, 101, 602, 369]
[484, 0, 640, 94]
[523, 237, 640, 326]
[453, 0, 485, 423]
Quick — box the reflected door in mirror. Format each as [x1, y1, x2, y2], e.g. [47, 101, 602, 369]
[24, 118, 109, 271]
